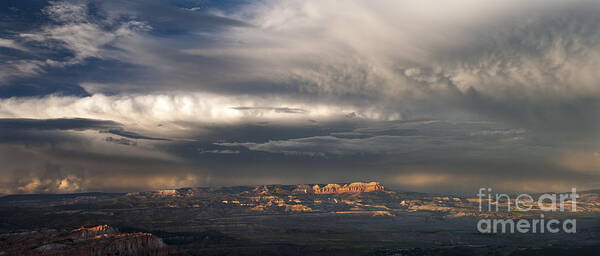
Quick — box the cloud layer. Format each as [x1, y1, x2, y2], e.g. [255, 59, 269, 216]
[0, 0, 599, 194]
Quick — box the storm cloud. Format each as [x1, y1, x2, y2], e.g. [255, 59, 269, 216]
[0, 0, 599, 194]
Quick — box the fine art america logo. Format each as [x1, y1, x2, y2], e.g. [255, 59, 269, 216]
[476, 188, 578, 234]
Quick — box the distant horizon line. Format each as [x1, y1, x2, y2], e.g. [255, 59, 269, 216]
[2, 182, 599, 197]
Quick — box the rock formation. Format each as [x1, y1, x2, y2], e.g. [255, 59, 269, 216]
[3, 225, 177, 256]
[291, 184, 312, 194]
[71, 224, 118, 240]
[312, 182, 384, 194]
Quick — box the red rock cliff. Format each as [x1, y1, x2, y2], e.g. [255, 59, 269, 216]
[312, 182, 384, 194]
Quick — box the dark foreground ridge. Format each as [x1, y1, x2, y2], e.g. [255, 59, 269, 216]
[0, 224, 179, 255]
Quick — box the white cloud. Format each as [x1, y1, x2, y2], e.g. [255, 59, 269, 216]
[0, 1, 150, 83]
[43, 0, 89, 23]
[183, 0, 600, 102]
[0, 38, 29, 52]
[0, 93, 397, 136]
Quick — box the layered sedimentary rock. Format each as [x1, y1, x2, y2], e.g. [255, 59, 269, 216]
[291, 184, 312, 194]
[312, 182, 384, 194]
[71, 224, 118, 240]
[126, 188, 195, 198]
[123, 182, 385, 199]
[2, 225, 176, 256]
[85, 232, 168, 256]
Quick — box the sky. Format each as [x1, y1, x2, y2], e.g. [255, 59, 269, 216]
[0, 0, 599, 194]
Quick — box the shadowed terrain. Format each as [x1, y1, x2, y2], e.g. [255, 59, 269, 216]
[1, 183, 599, 255]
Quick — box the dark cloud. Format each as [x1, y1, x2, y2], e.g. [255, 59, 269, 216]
[104, 128, 168, 140]
[0, 118, 117, 130]
[0, 118, 165, 144]
[105, 136, 136, 146]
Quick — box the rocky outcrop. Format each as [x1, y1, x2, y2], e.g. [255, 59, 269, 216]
[4, 225, 177, 256]
[86, 232, 168, 256]
[285, 204, 312, 212]
[126, 188, 196, 198]
[253, 185, 270, 194]
[71, 224, 118, 240]
[291, 184, 312, 194]
[312, 182, 384, 194]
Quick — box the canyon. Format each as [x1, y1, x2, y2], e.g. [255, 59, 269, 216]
[1, 183, 599, 255]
